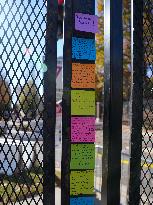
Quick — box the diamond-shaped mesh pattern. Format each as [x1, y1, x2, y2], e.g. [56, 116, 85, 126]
[0, 0, 47, 204]
[140, 0, 153, 204]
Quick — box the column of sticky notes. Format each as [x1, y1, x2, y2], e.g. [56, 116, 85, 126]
[70, 13, 98, 204]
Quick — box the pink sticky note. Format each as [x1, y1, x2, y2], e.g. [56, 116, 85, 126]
[75, 13, 99, 33]
[71, 117, 95, 142]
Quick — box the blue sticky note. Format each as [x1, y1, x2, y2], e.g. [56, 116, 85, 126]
[70, 197, 95, 205]
[72, 37, 96, 60]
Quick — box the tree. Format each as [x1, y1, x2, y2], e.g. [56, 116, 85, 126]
[19, 80, 40, 118]
[0, 79, 11, 119]
[123, 0, 131, 100]
[143, 0, 153, 99]
[96, 0, 131, 101]
[96, 0, 104, 101]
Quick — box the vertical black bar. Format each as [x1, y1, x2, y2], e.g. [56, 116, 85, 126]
[102, 0, 123, 204]
[61, 1, 95, 204]
[43, 0, 58, 204]
[128, 1, 144, 204]
[61, 0, 72, 204]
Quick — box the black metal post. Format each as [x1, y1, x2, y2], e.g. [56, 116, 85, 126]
[61, 0, 72, 204]
[102, 0, 123, 204]
[43, 0, 58, 204]
[128, 1, 144, 204]
[61, 0, 95, 204]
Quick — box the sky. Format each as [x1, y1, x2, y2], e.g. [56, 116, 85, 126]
[57, 39, 63, 57]
[0, 0, 97, 103]
[0, 0, 47, 103]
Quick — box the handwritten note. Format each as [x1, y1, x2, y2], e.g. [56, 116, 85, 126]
[70, 144, 95, 169]
[71, 90, 95, 116]
[70, 170, 94, 196]
[70, 197, 95, 205]
[72, 37, 96, 60]
[75, 13, 99, 33]
[71, 63, 95, 88]
[71, 117, 95, 142]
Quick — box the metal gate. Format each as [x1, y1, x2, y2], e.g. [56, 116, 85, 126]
[0, 0, 97, 204]
[129, 0, 153, 205]
[0, 0, 56, 204]
[0, 0, 153, 205]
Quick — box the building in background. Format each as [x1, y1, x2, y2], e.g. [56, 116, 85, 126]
[56, 56, 63, 102]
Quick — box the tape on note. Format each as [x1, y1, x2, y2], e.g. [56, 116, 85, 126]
[75, 13, 99, 33]
[70, 197, 95, 205]
[71, 90, 95, 116]
[70, 144, 95, 169]
[71, 63, 95, 88]
[72, 37, 96, 60]
[70, 170, 94, 196]
[71, 117, 95, 142]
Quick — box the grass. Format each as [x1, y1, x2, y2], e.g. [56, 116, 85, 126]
[0, 166, 61, 204]
[0, 167, 43, 204]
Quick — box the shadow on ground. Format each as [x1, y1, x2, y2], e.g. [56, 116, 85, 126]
[95, 197, 102, 205]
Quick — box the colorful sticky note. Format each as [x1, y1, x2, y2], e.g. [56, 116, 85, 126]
[70, 170, 94, 196]
[70, 144, 95, 169]
[71, 90, 95, 116]
[71, 63, 95, 88]
[71, 117, 95, 142]
[70, 196, 95, 205]
[72, 37, 96, 60]
[75, 13, 99, 33]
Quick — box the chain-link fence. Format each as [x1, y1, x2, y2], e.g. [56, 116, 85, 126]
[0, 0, 47, 204]
[141, 0, 153, 204]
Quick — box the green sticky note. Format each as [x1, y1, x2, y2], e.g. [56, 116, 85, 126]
[70, 144, 95, 169]
[71, 90, 95, 115]
[70, 170, 94, 196]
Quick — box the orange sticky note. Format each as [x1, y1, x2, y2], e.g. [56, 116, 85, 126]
[71, 63, 95, 88]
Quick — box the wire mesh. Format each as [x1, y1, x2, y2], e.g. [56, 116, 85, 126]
[141, 0, 153, 204]
[0, 0, 47, 204]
